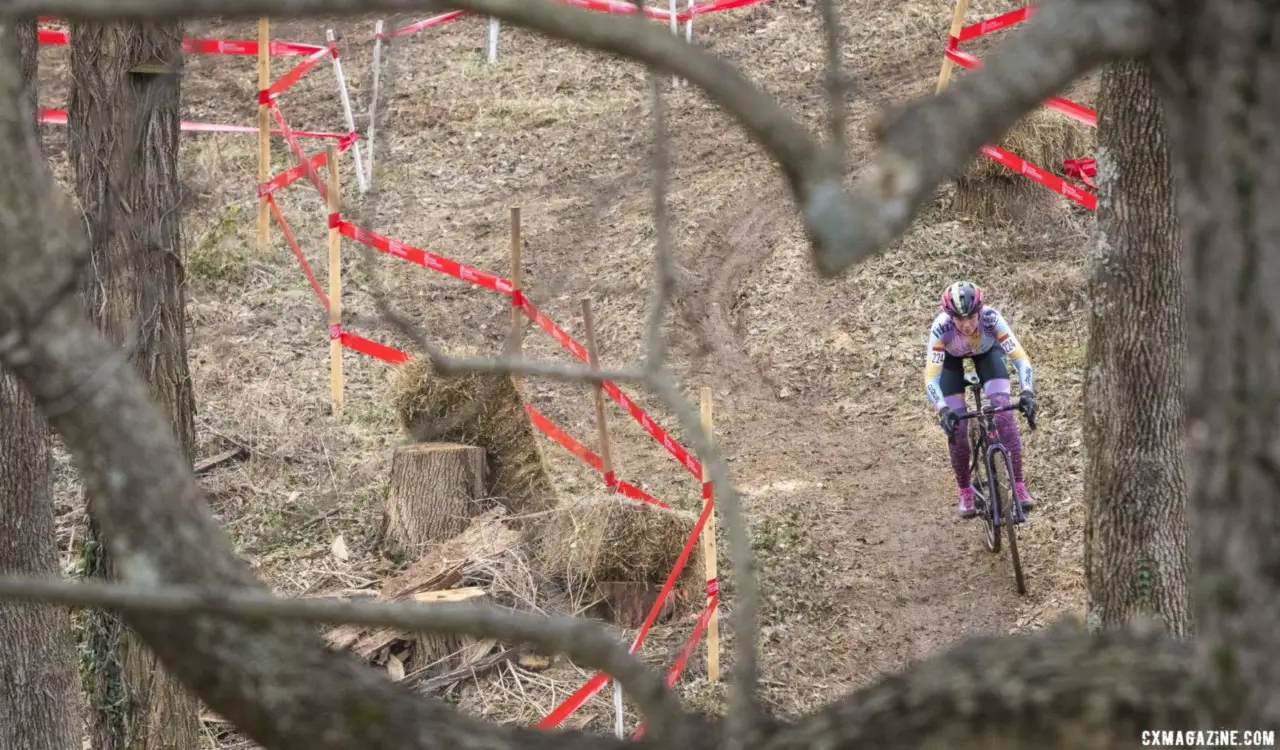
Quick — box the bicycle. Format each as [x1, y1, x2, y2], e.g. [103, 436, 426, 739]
[947, 370, 1037, 595]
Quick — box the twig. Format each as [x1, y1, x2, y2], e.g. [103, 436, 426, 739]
[0, 573, 691, 733]
[818, 0, 847, 169]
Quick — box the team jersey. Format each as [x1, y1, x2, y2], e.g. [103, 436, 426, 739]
[923, 307, 1033, 409]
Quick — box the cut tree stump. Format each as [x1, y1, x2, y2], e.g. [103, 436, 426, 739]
[383, 442, 487, 555]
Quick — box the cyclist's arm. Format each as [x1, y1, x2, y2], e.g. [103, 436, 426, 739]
[924, 325, 947, 411]
[992, 312, 1034, 391]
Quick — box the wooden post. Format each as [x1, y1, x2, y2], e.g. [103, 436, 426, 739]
[935, 0, 969, 93]
[581, 298, 614, 486]
[257, 18, 271, 254]
[507, 206, 525, 391]
[327, 144, 344, 416]
[700, 386, 720, 681]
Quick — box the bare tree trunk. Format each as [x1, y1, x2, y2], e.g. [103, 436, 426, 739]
[1082, 58, 1193, 637]
[1152, 0, 1280, 727]
[0, 20, 83, 750]
[68, 20, 199, 750]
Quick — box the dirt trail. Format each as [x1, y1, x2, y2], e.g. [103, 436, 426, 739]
[677, 194, 1024, 704]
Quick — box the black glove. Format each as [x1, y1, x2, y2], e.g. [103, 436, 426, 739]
[939, 408, 961, 440]
[1018, 390, 1037, 424]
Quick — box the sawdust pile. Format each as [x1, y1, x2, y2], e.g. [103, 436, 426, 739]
[388, 354, 557, 519]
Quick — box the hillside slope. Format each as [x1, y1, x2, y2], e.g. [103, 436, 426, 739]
[35, 0, 1095, 743]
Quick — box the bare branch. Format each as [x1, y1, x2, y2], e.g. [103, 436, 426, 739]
[639, 35, 673, 374]
[3, 0, 819, 173]
[0, 44, 681, 750]
[810, 0, 1157, 276]
[818, 0, 847, 168]
[766, 618, 1207, 748]
[0, 574, 690, 733]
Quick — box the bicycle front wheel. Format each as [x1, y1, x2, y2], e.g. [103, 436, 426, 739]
[989, 447, 1026, 595]
[971, 429, 998, 553]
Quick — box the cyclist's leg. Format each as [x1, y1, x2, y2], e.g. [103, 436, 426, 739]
[939, 354, 976, 517]
[973, 348, 1035, 509]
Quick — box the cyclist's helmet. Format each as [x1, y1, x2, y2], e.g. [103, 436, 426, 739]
[941, 281, 983, 317]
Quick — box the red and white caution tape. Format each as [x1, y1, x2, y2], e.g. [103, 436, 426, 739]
[337, 221, 515, 294]
[37, 107, 346, 139]
[36, 28, 323, 55]
[956, 6, 1032, 42]
[537, 491, 715, 729]
[979, 144, 1096, 210]
[386, 0, 771, 41]
[260, 47, 329, 102]
[943, 44, 1096, 128]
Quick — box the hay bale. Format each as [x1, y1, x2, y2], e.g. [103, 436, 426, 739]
[533, 493, 705, 624]
[958, 107, 1094, 183]
[388, 355, 556, 520]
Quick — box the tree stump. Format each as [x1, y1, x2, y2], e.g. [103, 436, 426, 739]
[383, 443, 487, 556]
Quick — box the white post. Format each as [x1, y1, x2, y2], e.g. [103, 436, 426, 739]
[612, 681, 625, 738]
[684, 0, 694, 45]
[669, 0, 680, 86]
[366, 19, 384, 188]
[326, 29, 367, 194]
[488, 17, 499, 63]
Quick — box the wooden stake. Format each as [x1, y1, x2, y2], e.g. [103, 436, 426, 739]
[700, 386, 720, 681]
[327, 144, 344, 416]
[582, 298, 615, 485]
[508, 206, 526, 391]
[935, 0, 970, 93]
[257, 17, 271, 254]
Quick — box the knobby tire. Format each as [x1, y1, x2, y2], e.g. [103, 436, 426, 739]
[970, 421, 998, 553]
[989, 446, 1026, 595]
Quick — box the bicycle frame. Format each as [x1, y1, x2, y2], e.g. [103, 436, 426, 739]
[947, 370, 1034, 595]
[956, 383, 1025, 529]
[962, 391, 1018, 524]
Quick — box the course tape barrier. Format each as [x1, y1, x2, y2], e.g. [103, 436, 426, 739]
[631, 592, 719, 739]
[943, 42, 1096, 127]
[979, 144, 1096, 210]
[388, 0, 771, 40]
[942, 7, 1097, 208]
[323, 211, 704, 479]
[537, 485, 715, 729]
[261, 47, 330, 102]
[266, 195, 330, 309]
[255, 22, 719, 728]
[36, 106, 347, 140]
[37, 27, 323, 55]
[957, 6, 1032, 42]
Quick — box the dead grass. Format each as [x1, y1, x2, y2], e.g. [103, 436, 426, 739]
[388, 354, 558, 520]
[532, 490, 704, 597]
[33, 0, 1100, 743]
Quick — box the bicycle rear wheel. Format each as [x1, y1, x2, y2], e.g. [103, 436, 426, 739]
[989, 447, 1026, 595]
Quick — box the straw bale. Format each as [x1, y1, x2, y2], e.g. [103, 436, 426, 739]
[532, 492, 705, 612]
[388, 354, 556, 520]
[958, 106, 1094, 183]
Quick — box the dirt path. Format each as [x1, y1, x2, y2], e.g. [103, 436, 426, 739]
[676, 195, 1024, 709]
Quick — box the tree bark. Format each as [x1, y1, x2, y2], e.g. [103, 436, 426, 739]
[1081, 58, 1193, 637]
[0, 20, 83, 750]
[384, 443, 487, 555]
[0, 0, 1279, 748]
[1149, 0, 1280, 728]
[68, 20, 200, 750]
